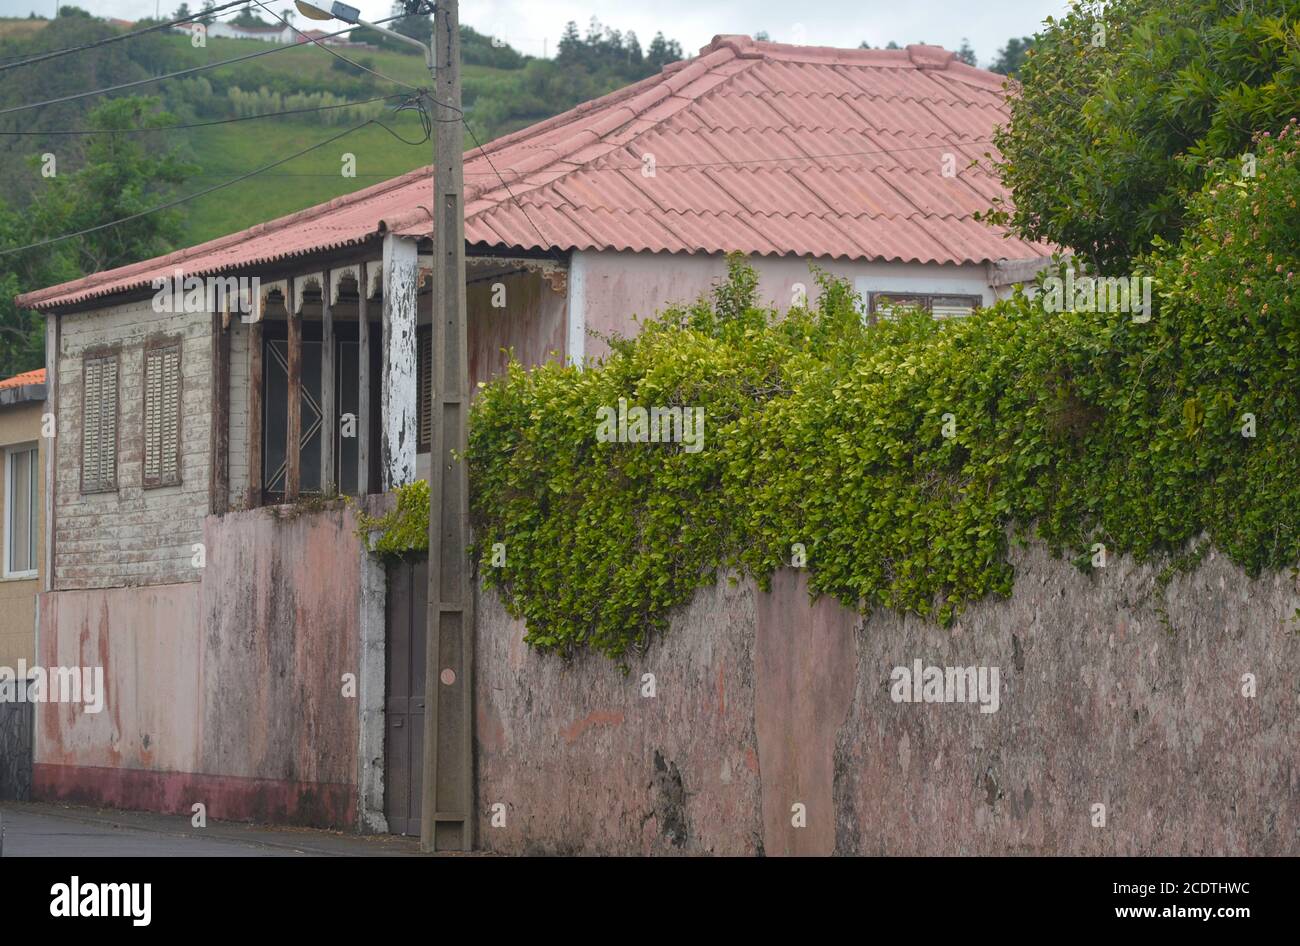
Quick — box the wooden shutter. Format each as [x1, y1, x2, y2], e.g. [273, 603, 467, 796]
[930, 295, 982, 319]
[418, 325, 432, 451]
[81, 353, 119, 493]
[144, 341, 183, 487]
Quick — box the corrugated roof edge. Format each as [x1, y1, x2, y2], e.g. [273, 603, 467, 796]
[15, 35, 1020, 313]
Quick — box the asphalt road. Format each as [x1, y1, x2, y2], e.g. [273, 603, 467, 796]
[0, 802, 423, 857]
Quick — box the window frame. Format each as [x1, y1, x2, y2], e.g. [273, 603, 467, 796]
[4, 442, 38, 580]
[80, 347, 121, 495]
[867, 291, 984, 322]
[142, 335, 184, 489]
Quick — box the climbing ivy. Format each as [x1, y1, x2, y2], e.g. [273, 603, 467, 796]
[466, 127, 1300, 661]
[353, 479, 430, 556]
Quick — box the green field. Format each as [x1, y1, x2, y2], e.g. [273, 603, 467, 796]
[158, 35, 508, 243]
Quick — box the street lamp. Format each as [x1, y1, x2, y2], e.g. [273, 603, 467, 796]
[294, 0, 434, 70]
[299, 0, 470, 853]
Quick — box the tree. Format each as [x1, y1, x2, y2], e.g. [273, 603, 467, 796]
[0, 97, 194, 377]
[988, 0, 1300, 271]
[956, 38, 976, 66]
[646, 32, 681, 69]
[989, 36, 1034, 76]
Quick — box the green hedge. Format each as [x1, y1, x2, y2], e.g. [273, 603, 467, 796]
[466, 126, 1300, 662]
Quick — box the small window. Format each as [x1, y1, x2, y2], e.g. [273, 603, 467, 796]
[82, 352, 119, 494]
[869, 292, 983, 321]
[418, 324, 432, 453]
[5, 444, 38, 578]
[143, 340, 183, 488]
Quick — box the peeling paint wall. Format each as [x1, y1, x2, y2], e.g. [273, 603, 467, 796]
[54, 299, 212, 589]
[33, 505, 367, 829]
[475, 544, 1300, 855]
[576, 251, 994, 363]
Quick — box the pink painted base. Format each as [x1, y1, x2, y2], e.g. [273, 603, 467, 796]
[33, 763, 355, 830]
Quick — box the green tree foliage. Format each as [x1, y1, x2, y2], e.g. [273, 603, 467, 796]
[467, 129, 1300, 660]
[956, 38, 976, 66]
[990, 36, 1034, 76]
[988, 0, 1300, 271]
[0, 97, 193, 376]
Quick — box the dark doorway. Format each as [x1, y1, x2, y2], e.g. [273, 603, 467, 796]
[384, 556, 427, 836]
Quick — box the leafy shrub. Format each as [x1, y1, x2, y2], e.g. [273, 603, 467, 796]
[467, 128, 1300, 661]
[989, 0, 1300, 271]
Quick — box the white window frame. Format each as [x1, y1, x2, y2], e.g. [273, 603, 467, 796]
[4, 442, 38, 580]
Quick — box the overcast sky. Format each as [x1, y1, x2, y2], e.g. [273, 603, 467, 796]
[0, 0, 1070, 67]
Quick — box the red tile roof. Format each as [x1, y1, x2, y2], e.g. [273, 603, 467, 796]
[17, 36, 1049, 312]
[0, 368, 45, 390]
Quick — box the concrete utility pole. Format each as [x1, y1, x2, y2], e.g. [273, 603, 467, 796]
[420, 0, 473, 854]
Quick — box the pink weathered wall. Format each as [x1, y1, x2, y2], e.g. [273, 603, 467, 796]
[475, 544, 1300, 855]
[34, 505, 363, 828]
[576, 250, 994, 362]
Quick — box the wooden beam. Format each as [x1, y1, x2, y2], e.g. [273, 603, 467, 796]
[210, 303, 230, 514]
[357, 264, 371, 497]
[286, 283, 302, 502]
[247, 319, 263, 508]
[321, 269, 336, 497]
[381, 234, 419, 490]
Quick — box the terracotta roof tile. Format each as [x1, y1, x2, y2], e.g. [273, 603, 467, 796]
[0, 368, 45, 390]
[18, 34, 1051, 312]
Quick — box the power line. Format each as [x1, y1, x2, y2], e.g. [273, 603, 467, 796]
[0, 14, 412, 119]
[0, 1, 247, 73]
[0, 93, 406, 135]
[462, 116, 561, 263]
[251, 0, 417, 91]
[0, 112, 426, 260]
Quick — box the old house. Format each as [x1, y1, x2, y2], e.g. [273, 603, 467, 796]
[12, 37, 1049, 835]
[0, 368, 45, 801]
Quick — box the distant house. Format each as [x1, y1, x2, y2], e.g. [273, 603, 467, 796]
[202, 22, 296, 43]
[0, 368, 44, 668]
[13, 37, 1051, 834]
[0, 368, 45, 803]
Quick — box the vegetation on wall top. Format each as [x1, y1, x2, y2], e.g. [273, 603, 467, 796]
[466, 126, 1299, 660]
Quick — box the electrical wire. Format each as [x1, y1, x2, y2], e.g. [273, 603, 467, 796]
[0, 93, 405, 135]
[252, 0, 421, 91]
[0, 108, 426, 260]
[0, 1, 247, 72]
[0, 14, 412, 119]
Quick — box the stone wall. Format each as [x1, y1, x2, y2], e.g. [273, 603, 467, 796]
[54, 298, 213, 590]
[474, 543, 1300, 855]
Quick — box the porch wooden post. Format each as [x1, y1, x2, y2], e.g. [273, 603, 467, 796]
[321, 269, 336, 496]
[357, 264, 371, 496]
[285, 282, 302, 502]
[247, 318, 263, 509]
[210, 302, 230, 515]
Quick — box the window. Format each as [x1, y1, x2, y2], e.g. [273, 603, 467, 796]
[81, 352, 119, 493]
[261, 327, 366, 501]
[418, 325, 432, 452]
[5, 444, 37, 578]
[143, 340, 183, 488]
[869, 292, 983, 321]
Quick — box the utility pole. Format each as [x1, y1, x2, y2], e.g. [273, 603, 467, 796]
[421, 0, 473, 854]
